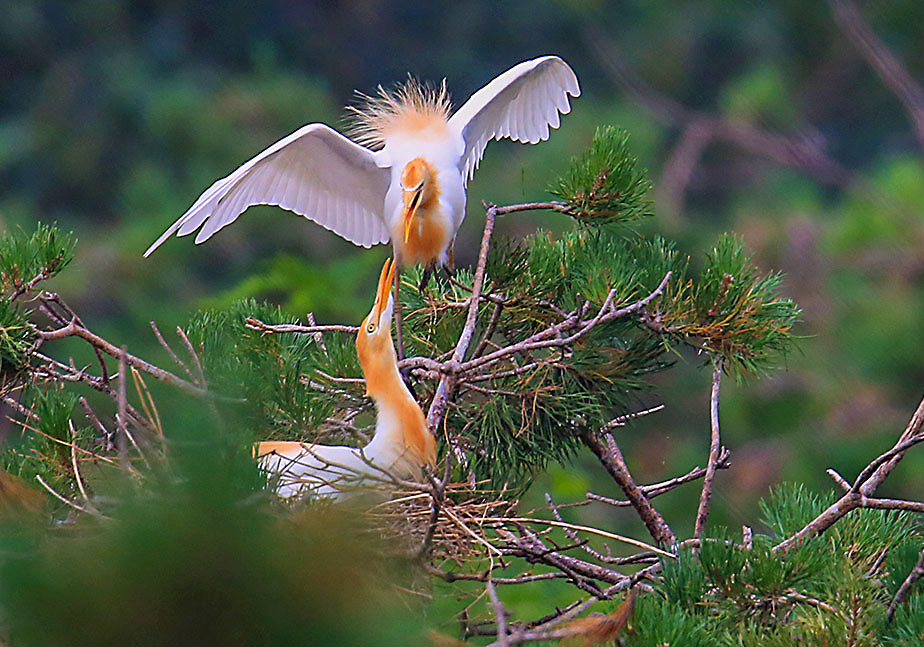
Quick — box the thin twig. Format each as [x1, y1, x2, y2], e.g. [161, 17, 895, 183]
[117, 347, 129, 471]
[585, 450, 730, 507]
[150, 321, 193, 381]
[35, 474, 107, 519]
[694, 359, 723, 540]
[887, 547, 924, 621]
[244, 317, 358, 335]
[486, 581, 509, 647]
[38, 318, 209, 396]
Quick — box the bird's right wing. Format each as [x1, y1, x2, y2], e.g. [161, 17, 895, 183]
[449, 56, 581, 184]
[144, 123, 392, 256]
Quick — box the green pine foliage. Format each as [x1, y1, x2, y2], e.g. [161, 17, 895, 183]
[551, 125, 653, 227]
[0, 299, 33, 378]
[659, 234, 802, 378]
[0, 388, 84, 501]
[0, 223, 75, 295]
[630, 483, 924, 646]
[0, 223, 74, 379]
[184, 299, 354, 442]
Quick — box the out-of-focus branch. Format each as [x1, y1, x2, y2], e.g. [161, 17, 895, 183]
[657, 117, 714, 221]
[584, 25, 854, 189]
[829, 0, 924, 151]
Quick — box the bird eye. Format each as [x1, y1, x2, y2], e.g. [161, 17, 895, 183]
[366, 323, 376, 333]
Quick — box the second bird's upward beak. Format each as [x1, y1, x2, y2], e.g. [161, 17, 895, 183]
[373, 258, 395, 323]
[403, 188, 422, 243]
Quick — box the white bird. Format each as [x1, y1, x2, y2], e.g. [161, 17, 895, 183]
[144, 55, 580, 268]
[255, 259, 435, 499]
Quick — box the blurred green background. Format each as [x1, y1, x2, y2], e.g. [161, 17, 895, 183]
[2, 0, 923, 604]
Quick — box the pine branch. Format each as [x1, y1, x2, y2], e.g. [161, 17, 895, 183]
[774, 394, 924, 553]
[38, 318, 208, 397]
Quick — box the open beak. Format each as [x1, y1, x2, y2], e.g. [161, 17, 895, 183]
[373, 258, 395, 325]
[403, 188, 422, 243]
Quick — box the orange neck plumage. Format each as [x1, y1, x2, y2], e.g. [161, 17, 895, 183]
[356, 326, 436, 467]
[394, 158, 450, 266]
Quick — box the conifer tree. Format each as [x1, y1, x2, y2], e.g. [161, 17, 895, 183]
[0, 126, 922, 646]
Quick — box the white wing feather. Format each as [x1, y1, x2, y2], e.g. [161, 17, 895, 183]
[449, 56, 581, 184]
[144, 123, 391, 256]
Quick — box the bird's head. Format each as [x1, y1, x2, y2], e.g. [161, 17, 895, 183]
[400, 158, 434, 243]
[356, 259, 396, 381]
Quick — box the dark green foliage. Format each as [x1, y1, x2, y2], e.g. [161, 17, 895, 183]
[624, 593, 713, 647]
[0, 431, 427, 647]
[641, 484, 924, 646]
[0, 223, 75, 295]
[0, 299, 33, 378]
[886, 594, 924, 646]
[184, 299, 355, 442]
[550, 126, 653, 227]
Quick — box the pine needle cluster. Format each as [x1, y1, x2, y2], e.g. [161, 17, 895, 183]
[550, 125, 653, 226]
[0, 224, 74, 378]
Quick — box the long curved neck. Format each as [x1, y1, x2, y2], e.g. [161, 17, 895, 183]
[359, 344, 434, 465]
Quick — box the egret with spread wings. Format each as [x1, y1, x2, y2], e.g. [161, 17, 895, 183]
[145, 55, 580, 353]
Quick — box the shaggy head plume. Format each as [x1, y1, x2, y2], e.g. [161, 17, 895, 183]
[346, 77, 452, 150]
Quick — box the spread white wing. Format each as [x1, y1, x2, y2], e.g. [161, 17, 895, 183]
[144, 123, 392, 256]
[449, 55, 581, 184]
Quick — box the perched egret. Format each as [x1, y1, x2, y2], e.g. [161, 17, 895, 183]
[255, 259, 435, 499]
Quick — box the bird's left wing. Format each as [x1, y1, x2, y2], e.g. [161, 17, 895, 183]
[448, 55, 580, 184]
[144, 123, 392, 256]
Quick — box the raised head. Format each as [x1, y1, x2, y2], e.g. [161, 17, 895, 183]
[356, 259, 397, 380]
[400, 158, 435, 243]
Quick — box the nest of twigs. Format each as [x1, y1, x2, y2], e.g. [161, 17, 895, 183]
[367, 482, 515, 561]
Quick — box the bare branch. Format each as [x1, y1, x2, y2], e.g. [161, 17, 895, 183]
[38, 319, 209, 397]
[586, 448, 730, 507]
[426, 203, 497, 439]
[694, 359, 723, 540]
[244, 317, 358, 335]
[579, 429, 677, 547]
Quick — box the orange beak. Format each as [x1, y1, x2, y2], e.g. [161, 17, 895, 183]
[403, 188, 422, 243]
[373, 258, 396, 324]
